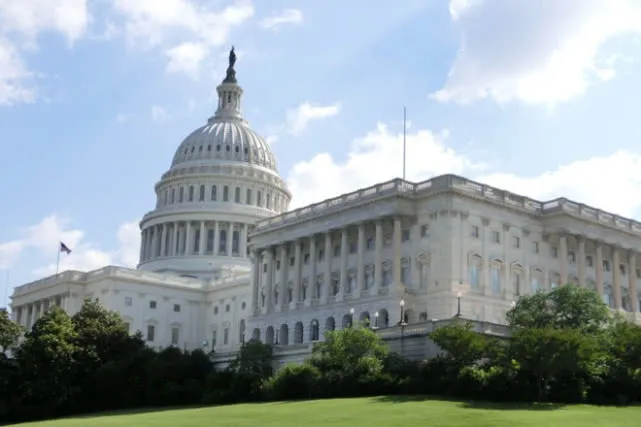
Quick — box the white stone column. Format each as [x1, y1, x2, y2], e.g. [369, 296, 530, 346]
[629, 250, 638, 313]
[559, 235, 568, 286]
[293, 240, 302, 304]
[160, 224, 168, 257]
[613, 248, 622, 310]
[322, 232, 332, 302]
[393, 218, 402, 288]
[308, 235, 317, 304]
[373, 221, 383, 295]
[139, 230, 146, 262]
[338, 227, 348, 298]
[265, 250, 274, 313]
[172, 223, 178, 256]
[185, 221, 192, 255]
[356, 223, 365, 296]
[241, 224, 248, 258]
[213, 222, 220, 255]
[226, 222, 233, 256]
[577, 236, 586, 287]
[251, 250, 260, 312]
[199, 221, 206, 255]
[595, 242, 604, 298]
[151, 226, 159, 258]
[278, 245, 287, 308]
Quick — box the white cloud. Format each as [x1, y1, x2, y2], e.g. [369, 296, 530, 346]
[112, 0, 254, 77]
[115, 112, 134, 123]
[0, 216, 140, 276]
[0, 0, 90, 105]
[433, 0, 641, 105]
[286, 102, 341, 135]
[151, 105, 169, 122]
[165, 42, 208, 78]
[286, 122, 641, 220]
[260, 9, 303, 30]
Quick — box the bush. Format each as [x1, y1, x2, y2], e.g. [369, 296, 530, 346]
[261, 363, 321, 400]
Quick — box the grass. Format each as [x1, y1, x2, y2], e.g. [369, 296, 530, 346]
[14, 396, 641, 427]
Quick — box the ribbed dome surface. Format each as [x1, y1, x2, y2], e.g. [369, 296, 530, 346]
[171, 117, 277, 171]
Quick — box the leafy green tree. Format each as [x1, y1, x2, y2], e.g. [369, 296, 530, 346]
[228, 338, 273, 378]
[429, 322, 494, 368]
[14, 306, 78, 417]
[0, 308, 23, 356]
[507, 285, 611, 333]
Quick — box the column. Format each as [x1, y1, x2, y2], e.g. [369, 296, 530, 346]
[308, 235, 317, 303]
[278, 245, 287, 308]
[172, 223, 178, 256]
[293, 240, 302, 304]
[577, 236, 586, 287]
[356, 223, 365, 296]
[629, 250, 638, 313]
[199, 221, 206, 255]
[392, 218, 402, 287]
[265, 250, 274, 313]
[139, 230, 146, 262]
[144, 229, 151, 260]
[151, 226, 159, 258]
[322, 232, 332, 302]
[595, 242, 604, 299]
[613, 248, 622, 310]
[226, 222, 233, 256]
[213, 222, 220, 255]
[160, 224, 167, 257]
[559, 235, 568, 286]
[241, 224, 248, 258]
[338, 228, 348, 298]
[185, 221, 192, 255]
[373, 221, 383, 295]
[251, 250, 260, 312]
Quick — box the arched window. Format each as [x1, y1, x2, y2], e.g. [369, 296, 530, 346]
[246, 188, 252, 204]
[232, 230, 240, 256]
[199, 185, 205, 201]
[257, 191, 262, 207]
[206, 229, 214, 253]
[235, 187, 241, 203]
[211, 185, 217, 201]
[171, 188, 175, 204]
[219, 229, 227, 254]
[188, 186, 194, 202]
[223, 185, 229, 202]
[179, 187, 184, 202]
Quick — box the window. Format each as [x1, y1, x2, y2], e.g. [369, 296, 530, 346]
[469, 265, 479, 290]
[179, 187, 184, 202]
[188, 186, 194, 201]
[637, 268, 641, 279]
[214, 306, 219, 315]
[149, 300, 157, 309]
[531, 241, 539, 254]
[603, 260, 611, 272]
[263, 263, 267, 272]
[199, 185, 205, 201]
[349, 242, 357, 254]
[223, 185, 229, 201]
[219, 229, 227, 254]
[146, 325, 155, 342]
[318, 249, 325, 261]
[514, 274, 521, 296]
[212, 330, 217, 347]
[586, 255, 593, 267]
[366, 237, 374, 250]
[289, 257, 295, 266]
[235, 187, 241, 203]
[471, 225, 479, 238]
[568, 252, 576, 263]
[512, 236, 520, 248]
[333, 245, 340, 257]
[401, 229, 410, 242]
[246, 188, 252, 204]
[531, 277, 540, 293]
[276, 260, 281, 270]
[211, 185, 217, 200]
[401, 265, 410, 284]
[491, 231, 500, 244]
[223, 328, 229, 345]
[551, 247, 558, 257]
[491, 267, 501, 294]
[257, 191, 262, 206]
[225, 304, 230, 312]
[124, 296, 132, 307]
[421, 224, 429, 237]
[620, 264, 626, 275]
[241, 301, 246, 310]
[171, 327, 179, 345]
[304, 253, 310, 264]
[173, 304, 181, 312]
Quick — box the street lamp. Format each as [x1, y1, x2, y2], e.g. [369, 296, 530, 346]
[349, 307, 355, 327]
[399, 299, 408, 356]
[372, 311, 379, 330]
[511, 301, 516, 309]
[456, 291, 462, 317]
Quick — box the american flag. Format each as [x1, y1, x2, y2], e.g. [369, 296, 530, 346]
[59, 242, 72, 255]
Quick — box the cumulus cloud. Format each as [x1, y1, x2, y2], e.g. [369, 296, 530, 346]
[112, 0, 254, 78]
[433, 0, 641, 105]
[151, 105, 169, 122]
[286, 102, 341, 135]
[0, 215, 140, 276]
[0, 0, 90, 105]
[260, 9, 303, 30]
[286, 122, 641, 220]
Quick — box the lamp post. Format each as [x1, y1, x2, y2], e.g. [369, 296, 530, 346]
[349, 307, 355, 327]
[372, 311, 379, 330]
[456, 291, 462, 317]
[312, 319, 318, 341]
[399, 299, 408, 356]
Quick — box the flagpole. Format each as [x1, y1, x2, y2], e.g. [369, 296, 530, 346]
[402, 106, 407, 180]
[56, 246, 60, 276]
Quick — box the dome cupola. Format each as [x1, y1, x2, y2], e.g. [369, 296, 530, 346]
[137, 47, 291, 278]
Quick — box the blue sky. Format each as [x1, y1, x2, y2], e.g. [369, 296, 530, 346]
[3, 0, 641, 306]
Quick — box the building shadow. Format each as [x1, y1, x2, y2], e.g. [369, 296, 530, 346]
[371, 395, 565, 411]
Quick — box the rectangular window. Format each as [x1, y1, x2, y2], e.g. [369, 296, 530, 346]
[171, 327, 180, 345]
[531, 241, 539, 254]
[318, 249, 325, 261]
[366, 237, 375, 250]
[603, 260, 611, 271]
[421, 225, 429, 237]
[586, 255, 593, 267]
[224, 328, 229, 345]
[471, 225, 479, 238]
[620, 264, 626, 275]
[304, 253, 310, 264]
[149, 300, 157, 309]
[492, 231, 500, 244]
[568, 252, 576, 263]
[551, 247, 558, 258]
[333, 245, 340, 257]
[512, 236, 520, 248]
[469, 265, 479, 290]
[124, 296, 132, 307]
[349, 242, 357, 254]
[146, 325, 155, 342]
[401, 229, 410, 242]
[212, 330, 217, 347]
[173, 304, 181, 312]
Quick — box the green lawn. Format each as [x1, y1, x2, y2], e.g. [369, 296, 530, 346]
[15, 397, 641, 427]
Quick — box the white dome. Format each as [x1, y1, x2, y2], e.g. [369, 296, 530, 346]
[171, 115, 277, 172]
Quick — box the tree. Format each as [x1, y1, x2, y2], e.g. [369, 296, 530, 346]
[507, 285, 611, 334]
[0, 308, 23, 356]
[429, 322, 494, 368]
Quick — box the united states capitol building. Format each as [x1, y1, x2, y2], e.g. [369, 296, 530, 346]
[9, 49, 641, 362]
